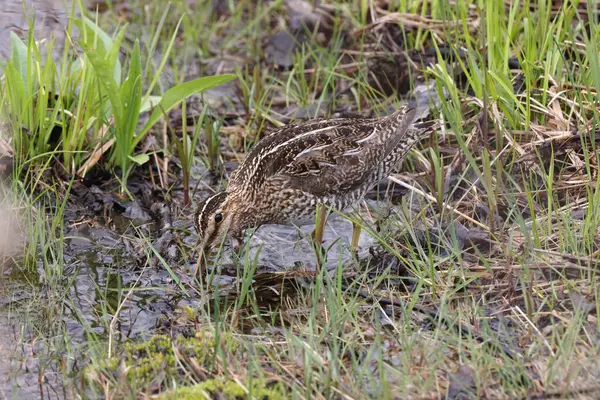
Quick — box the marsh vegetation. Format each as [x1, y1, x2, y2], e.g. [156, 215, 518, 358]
[1, 0, 600, 398]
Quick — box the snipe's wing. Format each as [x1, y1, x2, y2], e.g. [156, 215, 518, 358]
[229, 106, 420, 197]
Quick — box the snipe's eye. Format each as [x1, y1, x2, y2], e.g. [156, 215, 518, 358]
[214, 213, 223, 223]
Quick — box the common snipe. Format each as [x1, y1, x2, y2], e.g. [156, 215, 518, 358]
[195, 105, 435, 273]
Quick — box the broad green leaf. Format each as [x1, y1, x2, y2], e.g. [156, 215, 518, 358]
[106, 28, 126, 86]
[120, 40, 143, 142]
[73, 17, 123, 85]
[9, 32, 29, 85]
[135, 74, 237, 148]
[78, 41, 123, 123]
[4, 62, 26, 122]
[129, 153, 150, 165]
[80, 16, 114, 53]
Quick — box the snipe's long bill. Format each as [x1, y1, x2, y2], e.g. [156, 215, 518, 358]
[194, 105, 435, 276]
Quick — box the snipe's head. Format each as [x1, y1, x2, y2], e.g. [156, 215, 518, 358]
[195, 192, 229, 252]
[194, 192, 243, 254]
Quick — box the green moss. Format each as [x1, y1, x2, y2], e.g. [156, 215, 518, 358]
[85, 332, 244, 394]
[160, 377, 285, 400]
[216, 380, 246, 398]
[120, 334, 177, 387]
[84, 335, 175, 388]
[163, 331, 240, 369]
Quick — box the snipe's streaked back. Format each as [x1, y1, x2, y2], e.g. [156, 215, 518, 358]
[195, 105, 434, 270]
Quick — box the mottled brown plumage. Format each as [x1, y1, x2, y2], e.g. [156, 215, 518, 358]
[195, 105, 434, 263]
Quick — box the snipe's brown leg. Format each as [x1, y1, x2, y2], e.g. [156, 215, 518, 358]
[312, 203, 327, 269]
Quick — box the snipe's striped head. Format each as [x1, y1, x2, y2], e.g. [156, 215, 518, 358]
[194, 191, 232, 253]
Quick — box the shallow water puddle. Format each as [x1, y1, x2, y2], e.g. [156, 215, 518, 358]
[207, 207, 378, 273]
[63, 203, 382, 339]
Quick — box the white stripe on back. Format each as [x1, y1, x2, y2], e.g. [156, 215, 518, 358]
[246, 124, 341, 185]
